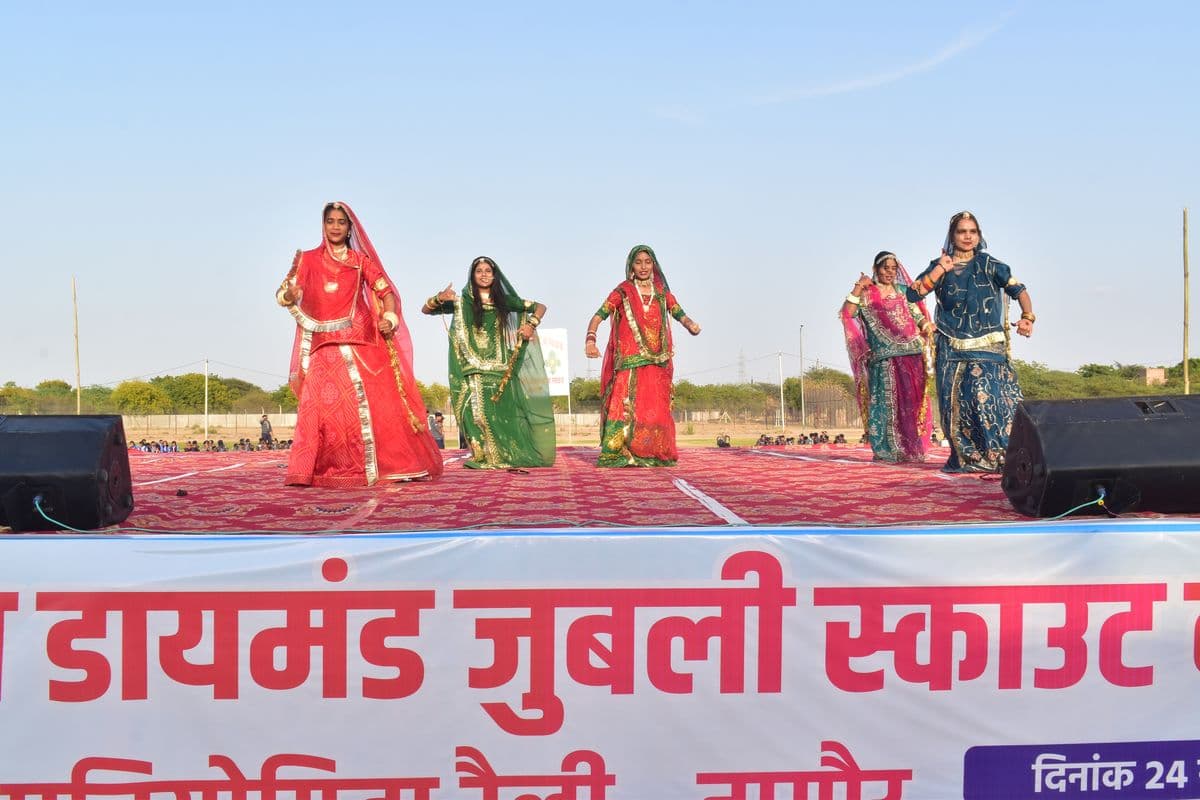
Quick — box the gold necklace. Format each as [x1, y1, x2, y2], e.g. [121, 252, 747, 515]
[637, 283, 655, 314]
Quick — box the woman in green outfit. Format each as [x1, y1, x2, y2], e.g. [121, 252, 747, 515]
[422, 257, 556, 468]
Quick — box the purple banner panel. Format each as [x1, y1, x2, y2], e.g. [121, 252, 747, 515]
[965, 740, 1200, 799]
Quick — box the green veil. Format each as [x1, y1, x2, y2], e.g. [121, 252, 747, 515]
[625, 243, 670, 289]
[449, 257, 556, 466]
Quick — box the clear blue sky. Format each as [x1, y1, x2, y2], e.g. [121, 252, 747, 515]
[2, 1, 1196, 391]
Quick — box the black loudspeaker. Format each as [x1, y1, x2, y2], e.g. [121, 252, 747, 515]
[1002, 396, 1200, 517]
[0, 415, 134, 531]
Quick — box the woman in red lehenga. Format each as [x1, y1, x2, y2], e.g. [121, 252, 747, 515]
[584, 244, 701, 466]
[276, 202, 443, 486]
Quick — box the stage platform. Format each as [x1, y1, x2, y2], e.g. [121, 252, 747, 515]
[13, 442, 1188, 534]
[5, 444, 1200, 799]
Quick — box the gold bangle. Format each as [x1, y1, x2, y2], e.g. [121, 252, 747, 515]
[276, 283, 295, 307]
[527, 314, 541, 327]
[1020, 312, 1036, 322]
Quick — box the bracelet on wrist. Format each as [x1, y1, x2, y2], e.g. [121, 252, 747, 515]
[844, 293, 862, 306]
[1020, 312, 1037, 323]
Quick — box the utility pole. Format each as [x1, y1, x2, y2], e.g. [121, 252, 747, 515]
[72, 277, 81, 414]
[1185, 208, 1191, 394]
[799, 324, 806, 428]
[777, 352, 785, 431]
[204, 358, 210, 440]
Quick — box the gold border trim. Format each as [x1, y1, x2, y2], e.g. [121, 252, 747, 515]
[299, 330, 313, 373]
[339, 344, 378, 485]
[944, 330, 1006, 350]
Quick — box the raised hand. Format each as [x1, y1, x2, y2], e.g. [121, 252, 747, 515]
[852, 272, 872, 294]
[436, 282, 456, 303]
[937, 248, 954, 273]
[281, 249, 303, 305]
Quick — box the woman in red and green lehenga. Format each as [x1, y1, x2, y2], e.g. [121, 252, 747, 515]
[422, 256, 556, 469]
[277, 201, 443, 487]
[584, 245, 702, 467]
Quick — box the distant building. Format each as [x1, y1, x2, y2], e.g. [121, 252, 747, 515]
[1142, 367, 1167, 386]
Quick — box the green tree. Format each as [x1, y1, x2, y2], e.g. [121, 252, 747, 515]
[80, 385, 114, 412]
[1114, 363, 1145, 381]
[673, 380, 700, 410]
[1076, 363, 1115, 378]
[231, 388, 276, 413]
[111, 381, 173, 414]
[1081, 373, 1146, 397]
[219, 377, 262, 400]
[419, 381, 451, 413]
[804, 366, 855, 397]
[151, 373, 234, 412]
[1165, 358, 1200, 379]
[32, 379, 75, 413]
[0, 383, 38, 414]
[271, 384, 298, 412]
[35, 379, 73, 397]
[570, 378, 602, 405]
[1015, 361, 1085, 400]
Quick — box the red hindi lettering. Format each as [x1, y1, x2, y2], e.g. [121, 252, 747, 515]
[39, 576, 434, 702]
[0, 592, 18, 701]
[463, 592, 564, 736]
[1186, 582, 1200, 672]
[456, 550, 795, 735]
[816, 583, 1165, 693]
[455, 745, 614, 800]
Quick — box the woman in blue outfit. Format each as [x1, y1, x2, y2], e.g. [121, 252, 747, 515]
[906, 211, 1036, 472]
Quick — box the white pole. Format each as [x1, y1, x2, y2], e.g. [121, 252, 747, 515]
[72, 277, 81, 414]
[777, 352, 785, 431]
[204, 358, 210, 440]
[1185, 208, 1190, 394]
[799, 324, 806, 428]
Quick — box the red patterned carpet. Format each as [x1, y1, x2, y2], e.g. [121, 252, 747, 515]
[6, 443, 1062, 533]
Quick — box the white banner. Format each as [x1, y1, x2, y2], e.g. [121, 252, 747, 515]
[2, 522, 1200, 799]
[537, 327, 570, 397]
